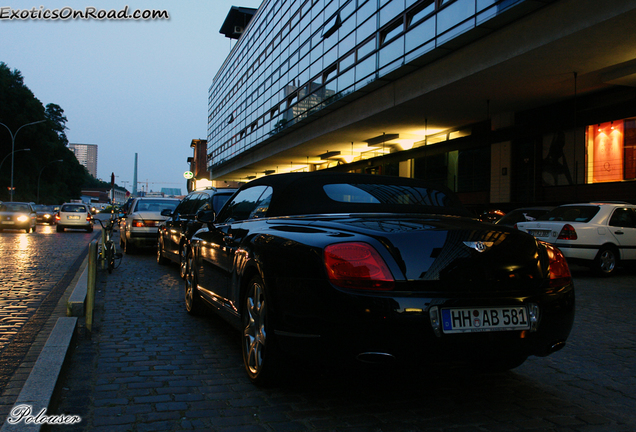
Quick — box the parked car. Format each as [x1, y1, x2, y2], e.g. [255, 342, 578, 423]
[34, 204, 57, 225]
[517, 202, 636, 276]
[495, 206, 555, 227]
[157, 187, 237, 278]
[186, 172, 575, 386]
[120, 197, 179, 254]
[0, 202, 37, 233]
[56, 203, 94, 232]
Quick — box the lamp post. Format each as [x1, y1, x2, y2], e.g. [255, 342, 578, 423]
[0, 148, 30, 175]
[0, 120, 46, 201]
[37, 159, 64, 204]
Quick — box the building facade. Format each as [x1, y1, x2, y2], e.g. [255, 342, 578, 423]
[68, 143, 98, 178]
[207, 0, 636, 211]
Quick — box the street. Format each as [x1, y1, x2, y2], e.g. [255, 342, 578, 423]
[54, 245, 636, 430]
[0, 224, 97, 394]
[1, 225, 635, 431]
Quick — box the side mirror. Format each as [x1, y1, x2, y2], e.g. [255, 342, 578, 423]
[161, 208, 173, 217]
[196, 209, 216, 224]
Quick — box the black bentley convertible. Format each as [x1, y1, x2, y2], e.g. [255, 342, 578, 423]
[186, 172, 575, 385]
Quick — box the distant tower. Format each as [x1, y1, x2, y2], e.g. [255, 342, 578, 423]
[132, 153, 138, 197]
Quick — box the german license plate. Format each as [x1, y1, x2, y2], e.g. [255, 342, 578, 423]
[68, 215, 80, 220]
[441, 306, 530, 334]
[529, 229, 550, 237]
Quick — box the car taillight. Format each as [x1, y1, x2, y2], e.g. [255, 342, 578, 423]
[542, 242, 572, 288]
[324, 242, 394, 290]
[55, 214, 60, 221]
[557, 224, 577, 240]
[133, 219, 146, 228]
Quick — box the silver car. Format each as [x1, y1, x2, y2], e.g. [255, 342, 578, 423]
[120, 197, 179, 253]
[0, 202, 37, 233]
[56, 203, 94, 232]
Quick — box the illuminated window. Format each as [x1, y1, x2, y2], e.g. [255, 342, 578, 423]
[586, 118, 636, 183]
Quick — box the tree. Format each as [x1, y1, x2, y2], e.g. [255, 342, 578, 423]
[0, 62, 95, 203]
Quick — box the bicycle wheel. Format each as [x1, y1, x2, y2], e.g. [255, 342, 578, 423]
[106, 241, 115, 273]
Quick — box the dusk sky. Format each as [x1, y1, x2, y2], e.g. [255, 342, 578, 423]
[1, 1, 262, 193]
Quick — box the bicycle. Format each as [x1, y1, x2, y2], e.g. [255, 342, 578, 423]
[95, 214, 123, 273]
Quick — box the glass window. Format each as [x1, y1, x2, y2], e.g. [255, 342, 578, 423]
[380, 0, 405, 28]
[357, 0, 377, 23]
[323, 183, 452, 207]
[357, 37, 376, 59]
[405, 16, 435, 54]
[217, 185, 273, 223]
[538, 206, 600, 223]
[381, 20, 403, 45]
[379, 35, 404, 68]
[340, 51, 355, 71]
[437, 0, 475, 34]
[356, 14, 378, 43]
[355, 54, 376, 82]
[609, 208, 636, 228]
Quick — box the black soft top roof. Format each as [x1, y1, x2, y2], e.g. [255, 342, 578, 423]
[239, 172, 469, 217]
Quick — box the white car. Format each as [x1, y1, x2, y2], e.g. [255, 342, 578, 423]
[56, 203, 94, 232]
[517, 202, 636, 276]
[120, 197, 179, 254]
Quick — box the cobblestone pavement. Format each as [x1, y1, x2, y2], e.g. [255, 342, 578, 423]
[0, 224, 98, 418]
[46, 244, 636, 431]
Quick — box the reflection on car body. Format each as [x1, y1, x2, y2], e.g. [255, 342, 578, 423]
[186, 172, 575, 386]
[157, 187, 237, 279]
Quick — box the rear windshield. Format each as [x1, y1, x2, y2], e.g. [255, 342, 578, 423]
[323, 183, 452, 207]
[133, 200, 178, 212]
[538, 205, 599, 223]
[61, 204, 87, 213]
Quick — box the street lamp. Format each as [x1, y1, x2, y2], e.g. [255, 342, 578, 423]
[0, 148, 30, 174]
[0, 119, 46, 201]
[37, 159, 64, 204]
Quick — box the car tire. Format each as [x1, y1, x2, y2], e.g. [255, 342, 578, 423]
[242, 275, 280, 386]
[87, 226, 93, 233]
[593, 245, 619, 277]
[179, 244, 188, 279]
[184, 249, 204, 315]
[56, 225, 64, 233]
[157, 237, 169, 265]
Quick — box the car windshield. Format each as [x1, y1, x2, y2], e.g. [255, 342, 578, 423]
[323, 183, 452, 207]
[538, 205, 600, 223]
[134, 200, 178, 212]
[0, 203, 30, 212]
[61, 205, 87, 213]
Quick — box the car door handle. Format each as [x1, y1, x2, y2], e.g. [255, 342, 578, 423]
[614, 230, 624, 235]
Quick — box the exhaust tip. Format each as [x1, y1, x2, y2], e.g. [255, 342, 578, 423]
[356, 352, 396, 364]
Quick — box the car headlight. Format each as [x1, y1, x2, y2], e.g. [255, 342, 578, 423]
[17, 215, 29, 223]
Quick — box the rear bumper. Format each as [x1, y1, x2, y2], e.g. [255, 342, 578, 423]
[128, 230, 159, 248]
[272, 279, 575, 365]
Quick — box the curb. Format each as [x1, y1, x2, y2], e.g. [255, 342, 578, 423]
[1, 251, 92, 431]
[67, 266, 89, 317]
[0, 318, 77, 431]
